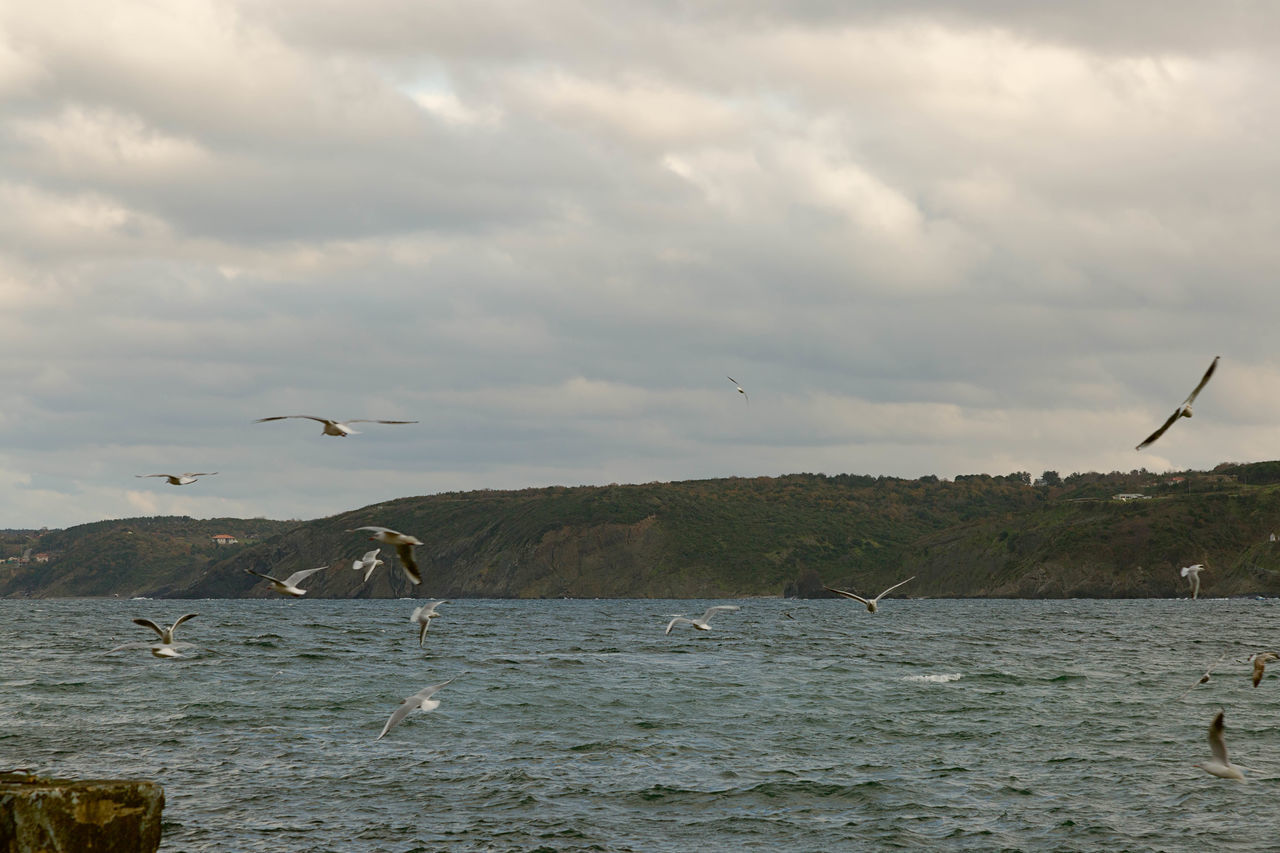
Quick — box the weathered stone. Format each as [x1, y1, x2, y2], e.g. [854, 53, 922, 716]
[0, 773, 163, 852]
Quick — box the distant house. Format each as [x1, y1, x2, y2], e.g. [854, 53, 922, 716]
[211, 534, 238, 546]
[1112, 493, 1149, 501]
[32, 552, 52, 563]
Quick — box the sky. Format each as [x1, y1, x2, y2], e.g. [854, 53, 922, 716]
[4, 1, 1280, 529]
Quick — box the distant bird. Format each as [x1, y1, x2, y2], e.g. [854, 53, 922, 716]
[1250, 652, 1279, 687]
[134, 473, 217, 486]
[254, 415, 417, 437]
[348, 527, 422, 584]
[1177, 653, 1228, 700]
[1194, 710, 1245, 781]
[352, 549, 384, 583]
[1136, 356, 1219, 451]
[132, 613, 197, 645]
[726, 376, 748, 403]
[244, 566, 328, 597]
[1181, 564, 1206, 599]
[410, 601, 449, 647]
[377, 677, 458, 740]
[664, 605, 740, 635]
[823, 576, 915, 613]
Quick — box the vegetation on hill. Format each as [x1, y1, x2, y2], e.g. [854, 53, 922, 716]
[6, 465, 1280, 599]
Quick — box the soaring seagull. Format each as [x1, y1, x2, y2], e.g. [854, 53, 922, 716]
[132, 613, 197, 645]
[1180, 564, 1206, 599]
[823, 576, 915, 613]
[244, 566, 328, 597]
[727, 376, 748, 404]
[134, 473, 217, 486]
[377, 677, 458, 740]
[1136, 356, 1219, 451]
[1250, 652, 1280, 688]
[410, 601, 449, 647]
[348, 527, 422, 584]
[664, 605, 740, 634]
[254, 415, 417, 437]
[1194, 710, 1245, 781]
[1177, 653, 1228, 700]
[352, 549, 384, 583]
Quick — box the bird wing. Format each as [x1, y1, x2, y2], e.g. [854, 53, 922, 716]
[665, 616, 690, 634]
[377, 679, 455, 740]
[1183, 356, 1220, 406]
[396, 543, 422, 584]
[700, 605, 740, 621]
[1253, 657, 1268, 687]
[418, 620, 430, 646]
[283, 566, 328, 587]
[244, 568, 280, 583]
[132, 618, 165, 638]
[873, 576, 915, 602]
[182, 472, 217, 478]
[254, 415, 331, 424]
[135, 474, 172, 479]
[361, 549, 381, 563]
[1208, 711, 1230, 765]
[1136, 409, 1182, 451]
[349, 526, 394, 535]
[170, 613, 198, 634]
[823, 586, 870, 606]
[727, 376, 738, 385]
[344, 419, 418, 425]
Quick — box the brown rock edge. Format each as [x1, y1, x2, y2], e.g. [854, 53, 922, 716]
[0, 772, 163, 852]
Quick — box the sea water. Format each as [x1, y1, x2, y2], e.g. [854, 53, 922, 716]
[2, 597, 1279, 852]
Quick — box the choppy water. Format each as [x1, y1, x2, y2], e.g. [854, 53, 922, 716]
[3, 597, 1280, 851]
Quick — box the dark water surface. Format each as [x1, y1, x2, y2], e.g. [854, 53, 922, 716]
[3, 597, 1280, 851]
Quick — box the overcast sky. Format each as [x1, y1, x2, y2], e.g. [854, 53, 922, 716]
[4, 1, 1280, 529]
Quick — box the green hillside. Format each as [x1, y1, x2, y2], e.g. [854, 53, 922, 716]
[5, 465, 1279, 599]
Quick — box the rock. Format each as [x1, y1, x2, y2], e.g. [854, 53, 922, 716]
[0, 772, 163, 852]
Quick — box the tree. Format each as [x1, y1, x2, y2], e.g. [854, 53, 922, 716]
[1041, 470, 1062, 487]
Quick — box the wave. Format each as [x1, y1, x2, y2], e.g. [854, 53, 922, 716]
[903, 673, 962, 683]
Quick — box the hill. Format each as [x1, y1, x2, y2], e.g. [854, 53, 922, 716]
[6, 465, 1280, 599]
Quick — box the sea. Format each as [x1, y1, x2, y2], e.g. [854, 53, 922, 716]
[3, 597, 1280, 852]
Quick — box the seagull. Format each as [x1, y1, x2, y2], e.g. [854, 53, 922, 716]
[132, 613, 197, 645]
[410, 601, 450, 647]
[823, 576, 915, 613]
[244, 566, 328, 597]
[1194, 710, 1246, 781]
[254, 415, 417, 437]
[377, 677, 458, 740]
[1181, 564, 1206, 599]
[726, 376, 748, 404]
[1250, 652, 1280, 687]
[664, 605, 740, 634]
[1177, 653, 1228, 700]
[348, 527, 422, 584]
[134, 473, 217, 486]
[1136, 356, 1219, 451]
[352, 549, 384, 583]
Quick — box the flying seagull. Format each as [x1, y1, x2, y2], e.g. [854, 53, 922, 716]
[1177, 653, 1228, 700]
[244, 566, 328, 597]
[377, 677, 458, 740]
[352, 549, 384, 583]
[134, 473, 217, 486]
[348, 527, 422, 584]
[1136, 356, 1219, 451]
[1250, 652, 1280, 688]
[254, 415, 418, 437]
[1180, 564, 1206, 599]
[1194, 710, 1245, 781]
[664, 605, 741, 635]
[132, 613, 197, 645]
[823, 576, 915, 613]
[727, 376, 748, 403]
[410, 601, 449, 647]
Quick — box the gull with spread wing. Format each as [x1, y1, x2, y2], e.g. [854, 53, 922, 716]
[824, 576, 915, 613]
[254, 415, 417, 437]
[348, 527, 422, 584]
[411, 601, 450, 647]
[132, 613, 197, 645]
[1136, 356, 1219, 451]
[352, 549, 384, 583]
[664, 605, 740, 635]
[244, 566, 328, 597]
[134, 473, 217, 486]
[377, 677, 459, 740]
[1194, 710, 1246, 781]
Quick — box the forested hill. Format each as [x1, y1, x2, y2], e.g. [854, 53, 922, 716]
[6, 464, 1280, 599]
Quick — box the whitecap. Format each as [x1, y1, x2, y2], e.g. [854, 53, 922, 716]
[903, 673, 962, 683]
